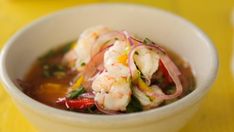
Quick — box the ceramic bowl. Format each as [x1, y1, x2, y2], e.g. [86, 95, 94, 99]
[0, 4, 218, 132]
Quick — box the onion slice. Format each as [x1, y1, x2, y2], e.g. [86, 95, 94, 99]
[128, 42, 183, 100]
[91, 31, 125, 56]
[122, 31, 135, 46]
[81, 45, 112, 90]
[159, 55, 183, 99]
[82, 45, 112, 77]
[130, 37, 166, 53]
[79, 92, 95, 99]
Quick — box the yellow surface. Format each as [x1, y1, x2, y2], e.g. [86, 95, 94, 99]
[0, 0, 234, 131]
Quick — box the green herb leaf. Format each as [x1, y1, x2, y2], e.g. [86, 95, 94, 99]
[43, 70, 52, 78]
[85, 105, 97, 113]
[53, 71, 66, 79]
[126, 95, 143, 113]
[42, 64, 66, 78]
[80, 62, 86, 66]
[156, 77, 164, 84]
[165, 85, 176, 95]
[67, 86, 86, 99]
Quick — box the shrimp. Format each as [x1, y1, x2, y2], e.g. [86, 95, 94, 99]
[74, 26, 112, 70]
[133, 85, 164, 109]
[133, 47, 160, 84]
[92, 72, 131, 111]
[104, 40, 130, 78]
[91, 38, 132, 111]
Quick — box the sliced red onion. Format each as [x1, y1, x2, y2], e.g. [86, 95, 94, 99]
[129, 37, 143, 44]
[91, 31, 125, 56]
[79, 92, 95, 99]
[81, 45, 112, 91]
[160, 55, 181, 76]
[56, 97, 66, 104]
[145, 44, 181, 76]
[122, 31, 135, 46]
[130, 37, 166, 53]
[159, 55, 183, 99]
[95, 101, 119, 115]
[128, 44, 144, 81]
[135, 85, 164, 102]
[82, 46, 110, 81]
[128, 42, 183, 100]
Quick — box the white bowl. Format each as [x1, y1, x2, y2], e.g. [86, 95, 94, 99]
[0, 4, 218, 132]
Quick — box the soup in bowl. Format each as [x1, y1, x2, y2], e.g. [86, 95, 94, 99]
[0, 4, 218, 132]
[18, 25, 196, 115]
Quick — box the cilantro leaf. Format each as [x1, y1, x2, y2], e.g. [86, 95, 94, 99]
[126, 95, 143, 113]
[67, 86, 86, 99]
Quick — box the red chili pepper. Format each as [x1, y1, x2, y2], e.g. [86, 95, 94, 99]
[56, 97, 95, 110]
[159, 60, 173, 83]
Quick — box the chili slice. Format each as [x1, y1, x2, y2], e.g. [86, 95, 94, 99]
[56, 97, 95, 110]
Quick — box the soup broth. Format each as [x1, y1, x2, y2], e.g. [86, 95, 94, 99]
[19, 42, 195, 114]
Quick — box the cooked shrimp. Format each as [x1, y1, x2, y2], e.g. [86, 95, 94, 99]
[133, 85, 164, 109]
[104, 40, 130, 78]
[74, 26, 112, 70]
[92, 72, 131, 111]
[134, 47, 160, 84]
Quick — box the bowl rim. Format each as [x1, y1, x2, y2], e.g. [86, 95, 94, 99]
[0, 3, 219, 127]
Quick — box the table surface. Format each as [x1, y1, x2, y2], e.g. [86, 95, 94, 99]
[0, 0, 234, 132]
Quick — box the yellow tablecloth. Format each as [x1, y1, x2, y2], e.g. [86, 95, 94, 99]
[0, 0, 234, 131]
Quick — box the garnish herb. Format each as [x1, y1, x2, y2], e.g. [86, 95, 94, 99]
[85, 106, 97, 113]
[43, 70, 52, 77]
[80, 62, 86, 66]
[42, 64, 66, 78]
[126, 95, 143, 113]
[53, 71, 66, 79]
[156, 77, 164, 84]
[67, 86, 86, 99]
[165, 85, 176, 95]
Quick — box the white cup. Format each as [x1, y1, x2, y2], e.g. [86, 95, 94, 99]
[0, 4, 218, 132]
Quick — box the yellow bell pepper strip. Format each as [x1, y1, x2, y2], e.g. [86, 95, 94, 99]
[137, 78, 156, 101]
[71, 76, 84, 90]
[137, 78, 153, 93]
